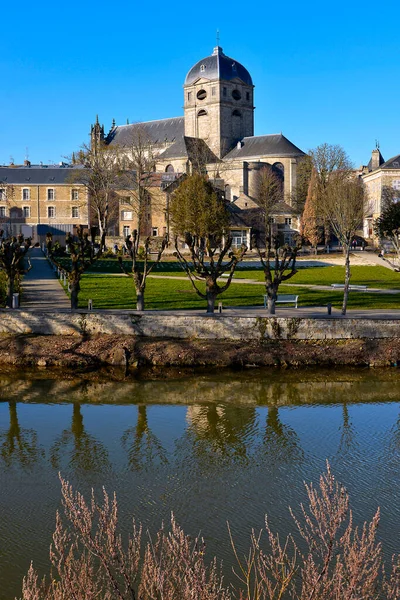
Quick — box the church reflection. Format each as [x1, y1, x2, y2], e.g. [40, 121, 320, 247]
[50, 402, 109, 473]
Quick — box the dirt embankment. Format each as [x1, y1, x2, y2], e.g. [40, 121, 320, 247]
[0, 334, 399, 370]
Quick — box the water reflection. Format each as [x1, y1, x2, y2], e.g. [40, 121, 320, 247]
[263, 406, 304, 463]
[50, 402, 109, 473]
[0, 401, 44, 468]
[121, 405, 168, 471]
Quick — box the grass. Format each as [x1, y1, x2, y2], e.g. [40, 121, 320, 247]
[76, 272, 400, 311]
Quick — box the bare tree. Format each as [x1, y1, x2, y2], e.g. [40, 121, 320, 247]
[253, 166, 300, 314]
[71, 142, 123, 247]
[320, 175, 367, 314]
[0, 233, 31, 307]
[300, 168, 321, 254]
[46, 228, 103, 310]
[170, 173, 247, 313]
[292, 153, 313, 212]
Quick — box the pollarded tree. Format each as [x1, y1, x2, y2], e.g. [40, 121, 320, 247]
[253, 166, 300, 315]
[0, 233, 31, 307]
[170, 173, 247, 313]
[374, 188, 400, 267]
[320, 175, 367, 315]
[47, 227, 104, 310]
[300, 168, 321, 254]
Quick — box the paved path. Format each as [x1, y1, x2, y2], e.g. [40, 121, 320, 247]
[22, 248, 70, 309]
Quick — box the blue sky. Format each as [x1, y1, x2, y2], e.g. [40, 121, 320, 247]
[1, 0, 399, 167]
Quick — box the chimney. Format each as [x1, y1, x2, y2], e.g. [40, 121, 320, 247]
[371, 149, 381, 170]
[24, 159, 31, 167]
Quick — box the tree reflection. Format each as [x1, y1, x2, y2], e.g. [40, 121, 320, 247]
[262, 406, 304, 464]
[121, 405, 168, 471]
[180, 404, 257, 467]
[337, 404, 356, 456]
[50, 402, 109, 473]
[0, 401, 44, 468]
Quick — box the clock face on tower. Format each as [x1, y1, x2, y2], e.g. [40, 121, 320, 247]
[232, 90, 241, 101]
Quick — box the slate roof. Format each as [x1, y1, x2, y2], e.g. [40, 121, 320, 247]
[379, 154, 400, 170]
[160, 136, 218, 163]
[185, 46, 253, 86]
[107, 117, 184, 146]
[367, 149, 385, 171]
[224, 134, 305, 160]
[0, 165, 84, 185]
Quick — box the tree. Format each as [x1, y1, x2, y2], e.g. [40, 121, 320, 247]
[116, 125, 168, 311]
[320, 175, 366, 315]
[46, 227, 103, 310]
[374, 188, 400, 267]
[253, 166, 300, 314]
[300, 168, 321, 254]
[0, 234, 31, 307]
[71, 142, 123, 247]
[170, 173, 247, 313]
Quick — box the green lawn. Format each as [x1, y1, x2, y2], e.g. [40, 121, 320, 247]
[76, 272, 400, 311]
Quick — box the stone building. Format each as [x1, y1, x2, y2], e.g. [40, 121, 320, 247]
[95, 46, 305, 244]
[0, 163, 89, 243]
[361, 148, 400, 239]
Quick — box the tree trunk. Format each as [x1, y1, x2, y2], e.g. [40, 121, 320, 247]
[341, 244, 351, 316]
[206, 291, 216, 314]
[136, 290, 145, 311]
[267, 296, 276, 315]
[70, 283, 79, 310]
[7, 277, 14, 308]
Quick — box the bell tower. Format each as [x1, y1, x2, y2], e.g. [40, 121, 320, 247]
[184, 47, 254, 158]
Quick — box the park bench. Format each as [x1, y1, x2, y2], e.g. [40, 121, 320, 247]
[263, 294, 299, 309]
[331, 284, 368, 291]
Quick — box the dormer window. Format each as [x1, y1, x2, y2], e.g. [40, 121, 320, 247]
[200, 64, 206, 72]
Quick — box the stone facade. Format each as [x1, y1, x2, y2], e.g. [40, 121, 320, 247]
[0, 164, 89, 243]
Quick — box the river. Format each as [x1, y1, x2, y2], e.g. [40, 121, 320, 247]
[1, 368, 400, 598]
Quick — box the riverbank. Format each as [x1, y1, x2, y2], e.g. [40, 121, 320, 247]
[0, 333, 399, 369]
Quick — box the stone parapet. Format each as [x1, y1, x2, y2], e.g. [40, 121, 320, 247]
[0, 310, 399, 340]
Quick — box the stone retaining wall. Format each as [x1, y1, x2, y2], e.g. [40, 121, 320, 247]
[0, 310, 399, 340]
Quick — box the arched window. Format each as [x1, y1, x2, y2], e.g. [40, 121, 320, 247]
[165, 164, 174, 173]
[197, 109, 208, 117]
[273, 162, 284, 182]
[232, 109, 242, 117]
[232, 110, 242, 140]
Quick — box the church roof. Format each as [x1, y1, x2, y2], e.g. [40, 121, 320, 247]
[185, 46, 253, 86]
[160, 136, 218, 163]
[224, 134, 305, 160]
[379, 154, 400, 170]
[0, 165, 84, 185]
[107, 117, 184, 146]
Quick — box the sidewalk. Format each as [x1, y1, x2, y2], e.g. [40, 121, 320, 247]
[22, 248, 70, 309]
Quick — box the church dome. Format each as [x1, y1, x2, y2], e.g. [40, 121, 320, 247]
[185, 46, 253, 86]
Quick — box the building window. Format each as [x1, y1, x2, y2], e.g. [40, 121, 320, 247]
[196, 89, 207, 100]
[392, 180, 400, 190]
[152, 227, 158, 236]
[47, 188, 55, 200]
[197, 109, 207, 117]
[122, 210, 133, 220]
[285, 217, 292, 226]
[223, 87, 227, 97]
[0, 189, 4, 200]
[72, 207, 79, 218]
[120, 196, 131, 205]
[22, 188, 30, 200]
[123, 226, 130, 238]
[246, 91, 250, 101]
[165, 164, 174, 173]
[48, 206, 55, 218]
[187, 91, 192, 101]
[212, 86, 216, 96]
[71, 189, 79, 200]
[23, 206, 30, 218]
[232, 89, 241, 101]
[0, 207, 6, 217]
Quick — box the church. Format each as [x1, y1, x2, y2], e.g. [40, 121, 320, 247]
[93, 45, 306, 246]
